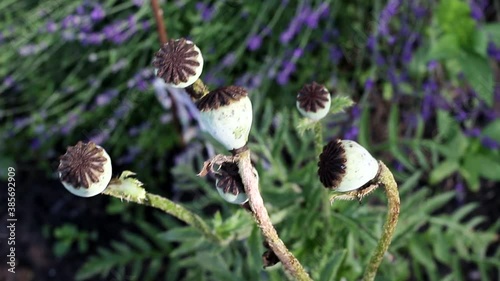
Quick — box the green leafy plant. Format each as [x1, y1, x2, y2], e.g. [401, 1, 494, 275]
[53, 224, 97, 258]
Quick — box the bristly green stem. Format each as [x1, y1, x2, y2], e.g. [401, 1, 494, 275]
[102, 189, 222, 244]
[362, 162, 400, 281]
[313, 122, 323, 156]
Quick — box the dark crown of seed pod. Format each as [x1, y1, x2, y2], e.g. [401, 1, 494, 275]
[297, 82, 330, 112]
[153, 38, 200, 85]
[215, 162, 244, 196]
[58, 141, 108, 189]
[196, 86, 248, 111]
[317, 139, 347, 188]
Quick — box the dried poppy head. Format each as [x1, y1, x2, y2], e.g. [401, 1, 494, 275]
[197, 86, 253, 151]
[215, 162, 248, 205]
[58, 141, 112, 197]
[153, 38, 204, 88]
[318, 139, 378, 192]
[296, 82, 331, 121]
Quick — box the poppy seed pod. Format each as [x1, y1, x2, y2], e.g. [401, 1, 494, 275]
[153, 38, 204, 88]
[318, 139, 378, 192]
[197, 86, 253, 151]
[58, 141, 112, 197]
[296, 82, 331, 121]
[215, 162, 248, 205]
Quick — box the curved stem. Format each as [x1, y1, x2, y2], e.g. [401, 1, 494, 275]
[362, 162, 400, 281]
[313, 122, 323, 156]
[103, 188, 222, 244]
[237, 150, 312, 281]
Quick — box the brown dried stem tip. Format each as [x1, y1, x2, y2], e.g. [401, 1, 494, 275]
[153, 38, 204, 88]
[296, 82, 331, 120]
[58, 141, 112, 197]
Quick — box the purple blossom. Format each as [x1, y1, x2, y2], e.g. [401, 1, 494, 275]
[292, 48, 303, 59]
[427, 60, 438, 71]
[90, 5, 106, 21]
[364, 79, 374, 91]
[481, 137, 500, 149]
[46, 21, 58, 33]
[247, 35, 262, 51]
[3, 76, 15, 88]
[61, 113, 79, 135]
[133, 0, 144, 7]
[378, 0, 401, 42]
[196, 2, 215, 22]
[343, 126, 359, 140]
[14, 117, 32, 129]
[276, 61, 296, 85]
[464, 128, 481, 137]
[112, 59, 128, 72]
[329, 47, 343, 63]
[96, 89, 119, 106]
[222, 52, 236, 67]
[19, 44, 37, 56]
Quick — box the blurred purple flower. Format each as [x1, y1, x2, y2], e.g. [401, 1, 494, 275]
[19, 44, 37, 56]
[464, 128, 481, 137]
[133, 0, 144, 7]
[427, 60, 438, 71]
[364, 79, 374, 91]
[277, 61, 296, 85]
[3, 76, 15, 88]
[14, 117, 32, 129]
[455, 180, 465, 203]
[30, 138, 41, 150]
[111, 59, 128, 72]
[469, 1, 484, 20]
[247, 35, 262, 51]
[344, 126, 359, 140]
[46, 21, 58, 33]
[196, 2, 215, 22]
[481, 137, 499, 149]
[222, 52, 236, 67]
[61, 113, 79, 135]
[96, 89, 119, 106]
[329, 47, 343, 63]
[378, 0, 401, 42]
[128, 122, 150, 136]
[292, 48, 304, 59]
[90, 5, 106, 21]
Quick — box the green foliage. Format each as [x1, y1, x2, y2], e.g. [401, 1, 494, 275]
[76, 94, 500, 280]
[53, 224, 97, 258]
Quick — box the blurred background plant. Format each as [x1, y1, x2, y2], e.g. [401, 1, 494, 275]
[0, 0, 499, 280]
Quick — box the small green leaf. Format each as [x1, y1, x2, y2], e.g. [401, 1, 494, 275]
[427, 34, 461, 60]
[459, 167, 480, 192]
[482, 23, 500, 45]
[462, 153, 500, 181]
[319, 250, 347, 281]
[330, 96, 354, 114]
[429, 161, 459, 184]
[457, 52, 494, 106]
[482, 120, 500, 143]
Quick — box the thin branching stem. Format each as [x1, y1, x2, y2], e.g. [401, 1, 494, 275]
[102, 189, 222, 243]
[362, 162, 400, 281]
[237, 150, 313, 281]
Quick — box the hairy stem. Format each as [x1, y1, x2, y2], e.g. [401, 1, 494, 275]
[313, 122, 323, 156]
[102, 189, 221, 243]
[362, 162, 400, 281]
[237, 150, 312, 281]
